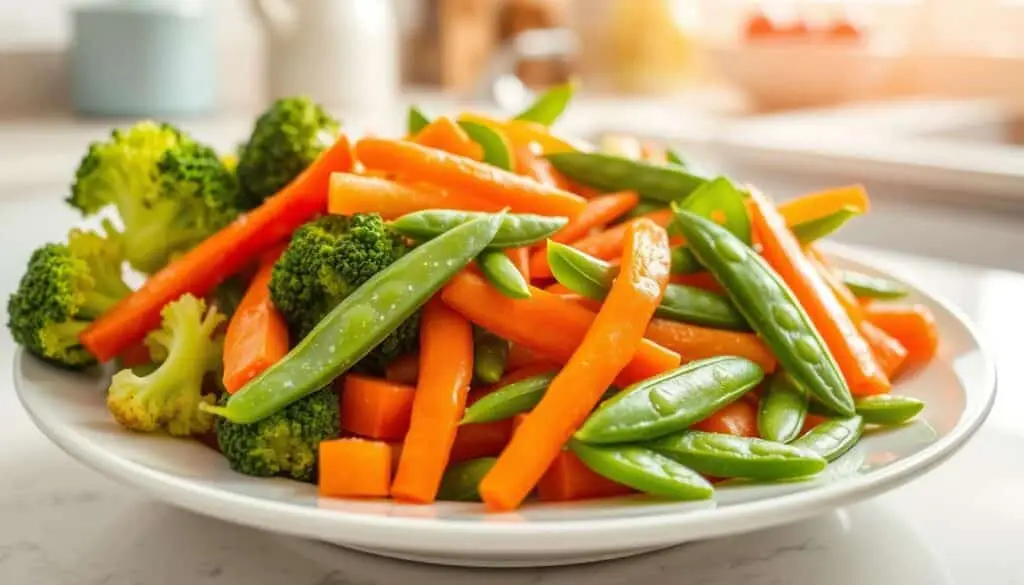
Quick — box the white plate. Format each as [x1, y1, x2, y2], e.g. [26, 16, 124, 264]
[13, 249, 996, 568]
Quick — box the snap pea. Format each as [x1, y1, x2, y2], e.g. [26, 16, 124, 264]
[621, 200, 667, 221]
[665, 148, 688, 167]
[547, 242, 749, 331]
[437, 457, 497, 502]
[569, 440, 714, 501]
[513, 82, 575, 126]
[201, 212, 505, 424]
[671, 246, 703, 275]
[458, 120, 514, 171]
[791, 206, 860, 245]
[674, 209, 855, 417]
[666, 177, 752, 274]
[854, 394, 925, 425]
[575, 357, 764, 444]
[546, 152, 707, 203]
[473, 329, 510, 384]
[479, 250, 531, 299]
[647, 431, 827, 480]
[839, 270, 909, 300]
[757, 373, 808, 443]
[461, 371, 558, 424]
[408, 105, 431, 135]
[791, 416, 864, 462]
[392, 210, 568, 249]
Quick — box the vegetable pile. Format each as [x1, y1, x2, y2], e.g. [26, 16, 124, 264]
[8, 87, 938, 511]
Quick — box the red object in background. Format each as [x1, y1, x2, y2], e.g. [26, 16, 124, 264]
[828, 21, 863, 41]
[745, 12, 777, 39]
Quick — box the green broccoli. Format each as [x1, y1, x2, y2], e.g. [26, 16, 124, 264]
[68, 122, 241, 274]
[215, 386, 340, 482]
[7, 225, 131, 368]
[235, 96, 340, 209]
[268, 214, 420, 373]
[106, 294, 224, 437]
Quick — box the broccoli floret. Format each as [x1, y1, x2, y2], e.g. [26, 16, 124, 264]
[7, 225, 131, 368]
[215, 386, 340, 482]
[106, 294, 224, 436]
[268, 214, 420, 373]
[68, 122, 241, 274]
[235, 97, 340, 208]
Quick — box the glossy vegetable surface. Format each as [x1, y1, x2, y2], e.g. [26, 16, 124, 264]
[648, 430, 827, 480]
[479, 250, 532, 299]
[458, 120, 514, 170]
[570, 440, 714, 500]
[757, 373, 808, 443]
[546, 152, 707, 203]
[473, 329, 510, 385]
[791, 416, 864, 462]
[391, 210, 567, 249]
[461, 371, 557, 424]
[513, 82, 575, 126]
[791, 206, 860, 244]
[437, 457, 497, 501]
[855, 394, 925, 425]
[840, 270, 909, 300]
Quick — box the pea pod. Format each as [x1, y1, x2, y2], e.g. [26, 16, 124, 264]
[666, 178, 751, 272]
[546, 152, 707, 203]
[569, 440, 713, 501]
[757, 373, 808, 443]
[461, 372, 558, 424]
[479, 250, 531, 299]
[473, 329, 510, 384]
[665, 148, 688, 167]
[791, 206, 860, 245]
[839, 270, 909, 300]
[392, 210, 568, 249]
[514, 82, 575, 126]
[792, 416, 863, 462]
[671, 246, 703, 275]
[437, 457, 497, 502]
[408, 106, 431, 135]
[855, 394, 925, 425]
[458, 120, 514, 171]
[647, 431, 827, 480]
[201, 212, 505, 424]
[547, 242, 749, 331]
[673, 208, 856, 417]
[575, 357, 764, 444]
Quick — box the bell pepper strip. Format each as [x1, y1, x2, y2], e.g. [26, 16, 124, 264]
[529, 191, 640, 278]
[413, 116, 484, 161]
[537, 450, 635, 502]
[328, 173, 502, 218]
[392, 299, 475, 504]
[221, 254, 290, 393]
[318, 439, 393, 498]
[384, 353, 419, 385]
[355, 137, 586, 218]
[749, 190, 890, 397]
[863, 304, 939, 369]
[81, 133, 355, 362]
[340, 374, 416, 440]
[644, 318, 777, 373]
[479, 218, 670, 511]
[458, 113, 582, 154]
[777, 185, 870, 226]
[569, 208, 675, 261]
[692, 400, 759, 438]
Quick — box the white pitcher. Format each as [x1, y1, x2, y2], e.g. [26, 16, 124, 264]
[249, 0, 399, 108]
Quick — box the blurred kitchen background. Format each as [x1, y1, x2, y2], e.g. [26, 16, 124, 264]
[2, 0, 1024, 273]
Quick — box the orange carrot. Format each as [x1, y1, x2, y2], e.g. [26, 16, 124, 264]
[412, 116, 483, 161]
[459, 113, 581, 154]
[749, 190, 889, 396]
[505, 343, 557, 371]
[863, 304, 939, 369]
[442, 271, 680, 386]
[569, 208, 675, 260]
[449, 419, 515, 464]
[670, 271, 724, 293]
[537, 450, 635, 502]
[692, 400, 758, 437]
[340, 374, 416, 440]
[221, 257, 290, 393]
[514, 143, 561, 188]
[506, 246, 531, 281]
[384, 353, 419, 385]
[82, 133, 354, 362]
[645, 318, 777, 373]
[777, 185, 870, 226]
[801, 413, 830, 435]
[529, 191, 640, 278]
[355, 138, 586, 218]
[392, 300, 474, 504]
[544, 282, 574, 294]
[328, 173, 501, 218]
[859, 321, 909, 380]
[479, 218, 671, 511]
[318, 439, 393, 498]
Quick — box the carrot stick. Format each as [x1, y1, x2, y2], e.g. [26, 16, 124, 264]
[859, 321, 909, 380]
[692, 400, 758, 437]
[644, 318, 777, 373]
[458, 113, 581, 154]
[749, 190, 889, 396]
[81, 133, 355, 362]
[669, 272, 724, 293]
[328, 173, 501, 218]
[506, 247, 531, 281]
[449, 419, 515, 464]
[355, 137, 586, 218]
[863, 304, 939, 369]
[529, 191, 640, 278]
[777, 185, 870, 226]
[505, 343, 557, 371]
[221, 256, 290, 393]
[340, 374, 416, 440]
[479, 218, 671, 511]
[384, 353, 419, 385]
[391, 299, 474, 504]
[319, 439, 393, 498]
[413, 116, 484, 161]
[537, 450, 634, 502]
[544, 282, 573, 294]
[442, 272, 680, 386]
[569, 208, 675, 260]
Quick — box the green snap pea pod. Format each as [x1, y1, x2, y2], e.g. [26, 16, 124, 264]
[839, 270, 909, 300]
[437, 457, 497, 502]
[674, 208, 856, 417]
[670, 246, 702, 275]
[569, 440, 714, 501]
[547, 242, 749, 331]
[473, 329, 510, 385]
[576, 357, 764, 444]
[408, 105, 431, 135]
[621, 200, 668, 221]
[546, 152, 707, 203]
[461, 371, 558, 424]
[791, 416, 863, 462]
[791, 206, 860, 245]
[392, 210, 568, 249]
[665, 148, 688, 167]
[666, 178, 751, 272]
[458, 120, 514, 171]
[757, 373, 808, 443]
[647, 430, 827, 480]
[478, 250, 531, 299]
[202, 212, 505, 424]
[854, 394, 925, 425]
[513, 82, 575, 126]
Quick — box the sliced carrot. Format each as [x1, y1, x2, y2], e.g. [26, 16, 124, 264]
[328, 173, 501, 218]
[514, 143, 561, 187]
[537, 450, 635, 502]
[863, 304, 939, 369]
[529, 191, 640, 278]
[859, 321, 909, 380]
[384, 353, 419, 385]
[506, 246, 531, 281]
[568, 208, 675, 261]
[355, 138, 586, 218]
[777, 185, 870, 226]
[558, 293, 603, 312]
[412, 116, 483, 161]
[449, 419, 515, 464]
[749, 190, 889, 396]
[442, 271, 680, 386]
[340, 374, 416, 440]
[81, 133, 355, 362]
[692, 400, 758, 437]
[392, 299, 474, 504]
[318, 439, 393, 498]
[221, 254, 290, 393]
[505, 343, 557, 371]
[479, 218, 671, 511]
[644, 318, 777, 373]
[544, 282, 574, 294]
